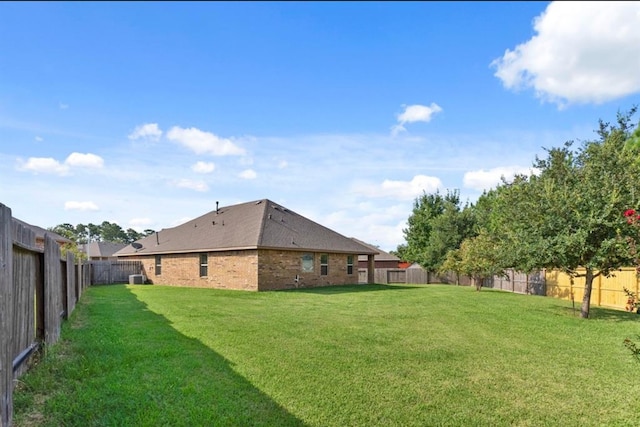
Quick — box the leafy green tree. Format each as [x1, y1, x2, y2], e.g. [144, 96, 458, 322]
[402, 189, 475, 271]
[49, 223, 77, 241]
[390, 243, 409, 260]
[455, 233, 506, 291]
[50, 221, 155, 244]
[75, 224, 89, 244]
[402, 191, 447, 267]
[478, 108, 640, 317]
[425, 200, 476, 271]
[439, 248, 463, 285]
[87, 223, 101, 242]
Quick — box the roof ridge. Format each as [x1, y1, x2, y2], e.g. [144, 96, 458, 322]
[256, 199, 269, 246]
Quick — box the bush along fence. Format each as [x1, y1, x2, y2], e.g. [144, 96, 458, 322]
[0, 203, 89, 427]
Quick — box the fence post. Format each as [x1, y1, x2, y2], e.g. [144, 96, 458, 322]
[0, 204, 14, 426]
[66, 251, 75, 317]
[77, 261, 82, 299]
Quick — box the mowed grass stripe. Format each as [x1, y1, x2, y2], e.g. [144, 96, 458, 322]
[14, 284, 640, 426]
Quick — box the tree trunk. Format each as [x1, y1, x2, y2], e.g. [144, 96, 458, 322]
[581, 268, 594, 319]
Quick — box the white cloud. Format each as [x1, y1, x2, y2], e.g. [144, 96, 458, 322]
[392, 103, 443, 136]
[463, 166, 538, 191]
[192, 161, 215, 173]
[354, 174, 443, 201]
[492, 1, 640, 107]
[128, 123, 163, 141]
[17, 152, 104, 175]
[166, 126, 246, 156]
[59, 102, 69, 110]
[173, 178, 209, 192]
[17, 157, 69, 175]
[239, 169, 257, 179]
[278, 160, 288, 169]
[64, 201, 99, 211]
[35, 136, 43, 142]
[65, 152, 104, 168]
[321, 203, 410, 252]
[16, 151, 108, 178]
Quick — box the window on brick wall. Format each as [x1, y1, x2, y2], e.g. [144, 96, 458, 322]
[155, 255, 162, 276]
[320, 254, 328, 276]
[347, 255, 354, 275]
[301, 253, 314, 272]
[199, 253, 208, 277]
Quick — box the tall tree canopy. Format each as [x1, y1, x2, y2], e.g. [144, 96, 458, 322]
[49, 221, 155, 244]
[401, 189, 476, 272]
[474, 108, 640, 318]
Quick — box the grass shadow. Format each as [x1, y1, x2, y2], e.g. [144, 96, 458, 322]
[552, 302, 640, 322]
[14, 284, 306, 427]
[281, 283, 419, 295]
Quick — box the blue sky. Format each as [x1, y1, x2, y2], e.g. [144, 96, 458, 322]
[2, 1, 640, 252]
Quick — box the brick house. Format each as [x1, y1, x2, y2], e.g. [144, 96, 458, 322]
[115, 199, 377, 291]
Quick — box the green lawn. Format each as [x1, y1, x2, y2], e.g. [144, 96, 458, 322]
[13, 283, 640, 426]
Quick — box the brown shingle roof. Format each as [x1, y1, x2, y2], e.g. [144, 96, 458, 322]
[115, 199, 377, 256]
[81, 241, 128, 258]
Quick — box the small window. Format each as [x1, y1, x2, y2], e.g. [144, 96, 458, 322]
[155, 255, 162, 276]
[302, 253, 314, 272]
[347, 255, 354, 275]
[320, 254, 328, 276]
[199, 253, 208, 277]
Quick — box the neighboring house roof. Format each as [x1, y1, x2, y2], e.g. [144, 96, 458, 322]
[12, 217, 73, 245]
[81, 241, 128, 258]
[115, 199, 378, 257]
[407, 262, 426, 269]
[352, 238, 400, 262]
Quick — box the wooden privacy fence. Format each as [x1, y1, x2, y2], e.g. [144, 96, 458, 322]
[90, 260, 143, 285]
[0, 203, 89, 427]
[433, 269, 546, 295]
[546, 267, 639, 311]
[483, 269, 547, 295]
[358, 266, 545, 294]
[358, 267, 429, 285]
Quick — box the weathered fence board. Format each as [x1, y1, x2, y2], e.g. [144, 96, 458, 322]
[66, 251, 76, 317]
[44, 235, 62, 345]
[0, 202, 86, 426]
[1, 204, 13, 426]
[406, 267, 429, 284]
[90, 260, 143, 285]
[11, 246, 38, 379]
[483, 270, 546, 295]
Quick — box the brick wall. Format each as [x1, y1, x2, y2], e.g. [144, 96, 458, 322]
[126, 249, 359, 291]
[130, 250, 259, 290]
[257, 249, 358, 291]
